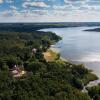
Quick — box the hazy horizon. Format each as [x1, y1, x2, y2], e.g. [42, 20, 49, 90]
[1, 21, 100, 23]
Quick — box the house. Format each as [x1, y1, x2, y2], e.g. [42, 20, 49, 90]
[10, 65, 26, 78]
[32, 48, 37, 53]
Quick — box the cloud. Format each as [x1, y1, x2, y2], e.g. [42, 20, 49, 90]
[64, 0, 89, 3]
[64, 0, 90, 6]
[20, 10, 49, 17]
[10, 6, 17, 10]
[23, 1, 49, 8]
[1, 0, 100, 22]
[53, 4, 79, 11]
[0, 9, 21, 17]
[12, 9, 21, 16]
[0, 0, 3, 4]
[6, 0, 13, 3]
[31, 10, 48, 15]
[53, 5, 67, 10]
[0, 8, 49, 18]
[0, 10, 12, 17]
[1, 9, 100, 22]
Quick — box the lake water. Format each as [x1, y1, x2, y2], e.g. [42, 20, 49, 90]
[41, 26, 100, 85]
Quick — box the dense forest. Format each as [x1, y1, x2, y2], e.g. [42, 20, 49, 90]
[0, 23, 99, 100]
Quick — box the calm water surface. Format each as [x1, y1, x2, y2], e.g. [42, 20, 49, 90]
[41, 27, 100, 85]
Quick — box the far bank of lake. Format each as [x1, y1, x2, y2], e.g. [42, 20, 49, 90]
[40, 26, 100, 86]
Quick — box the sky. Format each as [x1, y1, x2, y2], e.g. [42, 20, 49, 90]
[0, 0, 100, 22]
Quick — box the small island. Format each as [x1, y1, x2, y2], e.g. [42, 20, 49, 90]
[0, 23, 98, 100]
[84, 28, 100, 32]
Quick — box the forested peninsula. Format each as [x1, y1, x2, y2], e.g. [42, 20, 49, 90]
[0, 23, 98, 100]
[84, 28, 100, 32]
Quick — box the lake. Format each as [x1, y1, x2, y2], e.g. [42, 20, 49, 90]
[41, 26, 100, 85]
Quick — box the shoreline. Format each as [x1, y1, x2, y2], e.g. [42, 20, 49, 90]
[50, 47, 99, 93]
[50, 40, 99, 88]
[50, 46, 68, 62]
[40, 27, 99, 91]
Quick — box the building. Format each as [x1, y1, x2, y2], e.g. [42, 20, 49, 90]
[10, 65, 26, 78]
